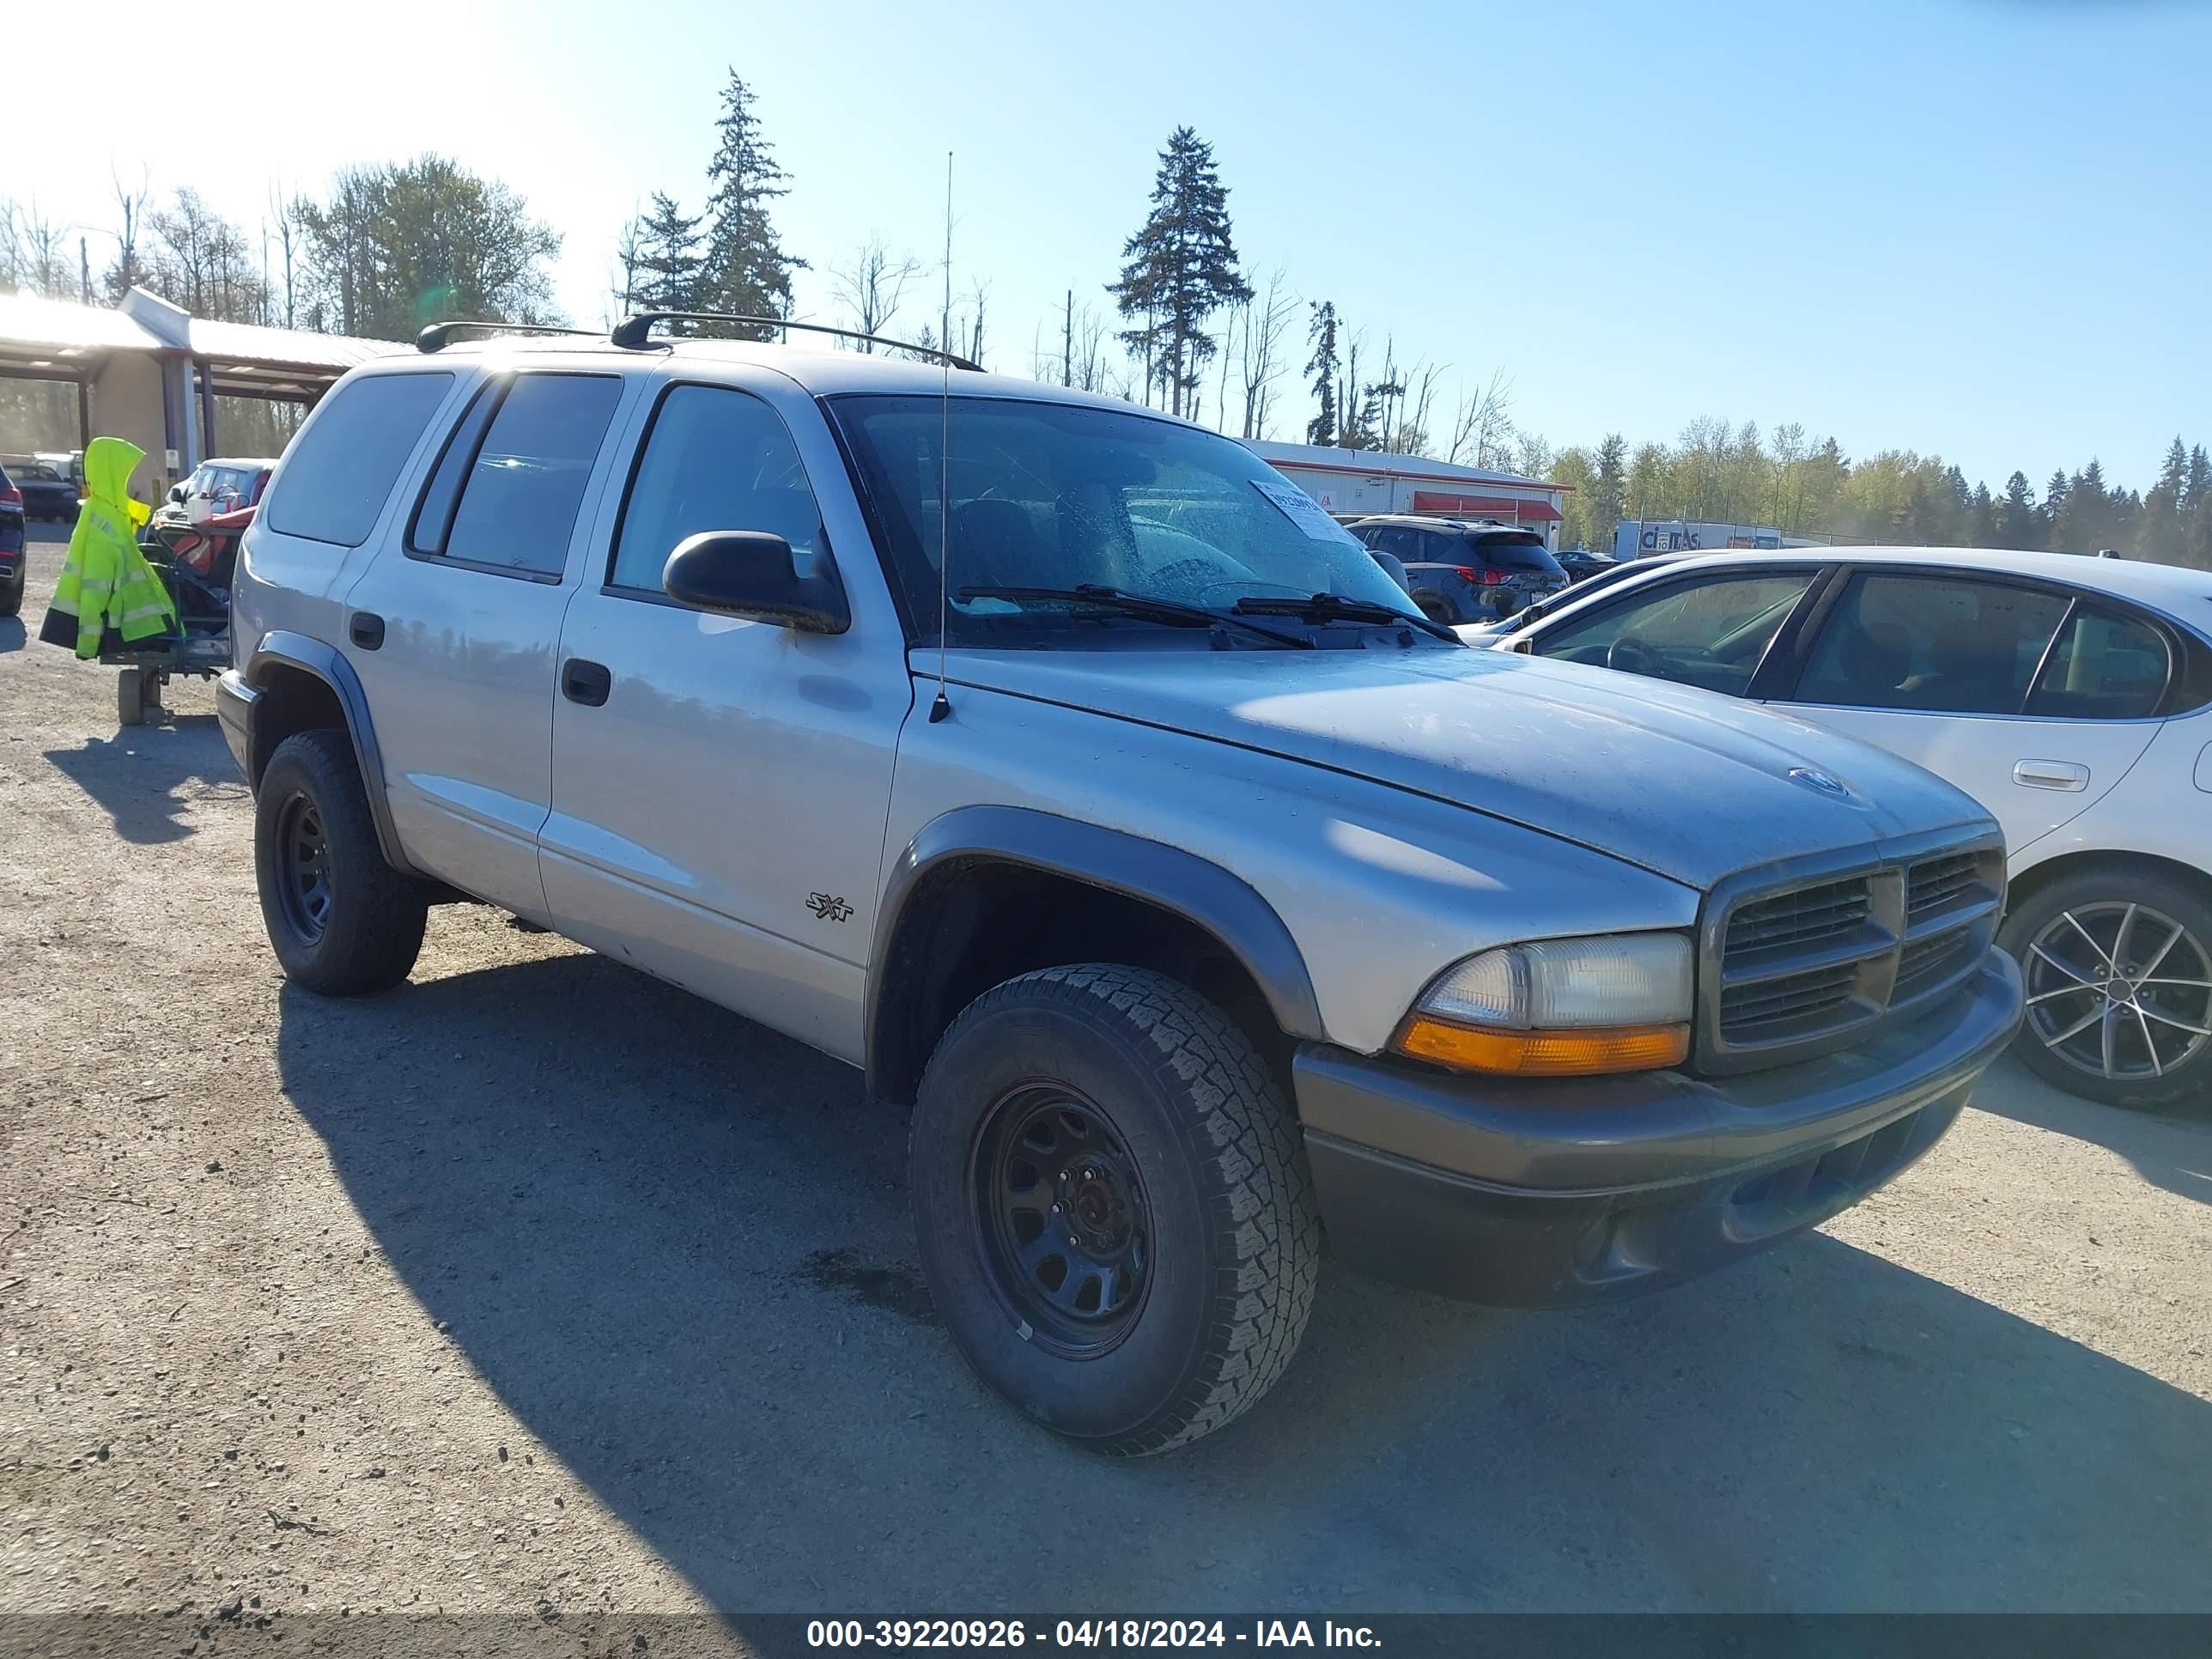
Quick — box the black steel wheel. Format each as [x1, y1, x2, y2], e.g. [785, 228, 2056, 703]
[2001, 865, 2212, 1110]
[910, 964, 1319, 1455]
[273, 793, 334, 945]
[253, 730, 428, 996]
[971, 1084, 1152, 1358]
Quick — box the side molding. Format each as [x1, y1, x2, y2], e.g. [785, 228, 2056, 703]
[866, 805, 1327, 1094]
[243, 630, 416, 876]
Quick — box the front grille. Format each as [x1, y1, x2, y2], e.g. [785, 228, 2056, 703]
[1702, 837, 2002, 1072]
[1908, 852, 1984, 925]
[1725, 876, 1873, 960]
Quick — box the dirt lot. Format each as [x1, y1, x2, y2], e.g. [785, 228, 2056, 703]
[3, 525, 2209, 1637]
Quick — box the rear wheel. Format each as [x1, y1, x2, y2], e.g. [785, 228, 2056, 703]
[0, 567, 21, 618]
[910, 964, 1319, 1455]
[116, 668, 145, 727]
[254, 730, 428, 995]
[1999, 864, 2212, 1110]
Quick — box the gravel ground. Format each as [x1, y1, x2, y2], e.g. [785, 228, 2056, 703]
[2, 525, 2209, 1638]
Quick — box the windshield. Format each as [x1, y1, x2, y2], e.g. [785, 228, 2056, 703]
[830, 394, 1428, 645]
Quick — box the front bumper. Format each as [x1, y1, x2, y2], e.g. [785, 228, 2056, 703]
[1296, 950, 2022, 1307]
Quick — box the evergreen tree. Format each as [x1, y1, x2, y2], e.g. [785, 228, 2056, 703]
[701, 70, 802, 337]
[1304, 301, 1340, 447]
[1969, 481, 1996, 546]
[1109, 128, 1251, 419]
[1589, 433, 1627, 546]
[2040, 470, 2070, 550]
[630, 191, 706, 318]
[1996, 471, 2037, 546]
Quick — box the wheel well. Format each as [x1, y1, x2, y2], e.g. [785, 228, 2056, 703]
[870, 860, 1291, 1107]
[2007, 848, 2212, 921]
[248, 665, 347, 788]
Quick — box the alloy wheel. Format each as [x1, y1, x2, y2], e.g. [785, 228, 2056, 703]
[2021, 902, 2212, 1084]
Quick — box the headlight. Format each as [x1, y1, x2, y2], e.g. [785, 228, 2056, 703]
[1395, 932, 1694, 1077]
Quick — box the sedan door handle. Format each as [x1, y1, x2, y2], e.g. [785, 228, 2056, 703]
[2014, 759, 2089, 792]
[562, 657, 612, 708]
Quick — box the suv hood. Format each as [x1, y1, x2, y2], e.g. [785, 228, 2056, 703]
[927, 646, 1992, 890]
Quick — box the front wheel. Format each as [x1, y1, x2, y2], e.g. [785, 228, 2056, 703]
[910, 965, 1319, 1455]
[1999, 864, 2212, 1110]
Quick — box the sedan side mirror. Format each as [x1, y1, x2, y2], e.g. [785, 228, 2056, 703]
[663, 530, 851, 635]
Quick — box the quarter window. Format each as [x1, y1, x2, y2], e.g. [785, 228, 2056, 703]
[1535, 571, 1817, 696]
[608, 384, 823, 594]
[2027, 605, 2169, 719]
[1796, 574, 2069, 714]
[263, 371, 454, 548]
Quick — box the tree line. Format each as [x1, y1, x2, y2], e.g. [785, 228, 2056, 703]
[1542, 421, 2212, 569]
[4, 76, 2207, 571]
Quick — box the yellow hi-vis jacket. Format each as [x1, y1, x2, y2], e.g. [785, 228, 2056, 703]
[38, 436, 173, 660]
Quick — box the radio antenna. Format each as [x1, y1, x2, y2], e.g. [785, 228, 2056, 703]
[929, 150, 954, 724]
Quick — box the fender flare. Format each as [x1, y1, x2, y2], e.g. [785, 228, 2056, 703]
[865, 805, 1326, 1098]
[240, 630, 416, 876]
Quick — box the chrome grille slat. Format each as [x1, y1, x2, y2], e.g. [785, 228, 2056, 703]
[1703, 838, 2004, 1070]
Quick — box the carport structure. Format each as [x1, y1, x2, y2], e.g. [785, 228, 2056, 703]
[0, 287, 404, 502]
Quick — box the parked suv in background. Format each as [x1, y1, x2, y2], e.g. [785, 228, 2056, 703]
[0, 464, 26, 617]
[155, 457, 278, 531]
[1349, 515, 1568, 623]
[218, 325, 2021, 1455]
[1499, 547, 2212, 1108]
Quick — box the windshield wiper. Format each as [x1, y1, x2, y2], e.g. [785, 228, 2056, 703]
[959, 585, 1314, 649]
[1231, 592, 1462, 643]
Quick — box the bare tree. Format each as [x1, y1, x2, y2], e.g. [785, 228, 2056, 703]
[1237, 266, 1297, 439]
[1513, 432, 1553, 480]
[1, 199, 74, 297]
[831, 236, 922, 349]
[110, 167, 150, 299]
[1447, 368, 1516, 468]
[611, 206, 647, 322]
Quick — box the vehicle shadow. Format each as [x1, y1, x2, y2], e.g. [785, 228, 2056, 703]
[42, 714, 244, 844]
[0, 616, 22, 654]
[275, 948, 2212, 1616]
[1971, 1054, 2210, 1209]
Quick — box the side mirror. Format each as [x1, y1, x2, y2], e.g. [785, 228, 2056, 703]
[168, 483, 187, 503]
[663, 530, 850, 635]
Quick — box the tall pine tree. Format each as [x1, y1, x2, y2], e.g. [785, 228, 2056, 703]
[1109, 128, 1251, 418]
[1996, 471, 2037, 546]
[1304, 301, 1340, 447]
[629, 191, 706, 317]
[701, 70, 803, 338]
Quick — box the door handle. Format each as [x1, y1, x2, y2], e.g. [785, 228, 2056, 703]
[2014, 759, 2089, 792]
[349, 611, 385, 651]
[562, 658, 612, 707]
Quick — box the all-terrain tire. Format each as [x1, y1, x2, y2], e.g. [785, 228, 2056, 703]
[254, 730, 428, 995]
[910, 963, 1320, 1456]
[1999, 860, 2212, 1111]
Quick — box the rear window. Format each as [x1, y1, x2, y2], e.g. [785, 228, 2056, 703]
[264, 372, 455, 548]
[1472, 533, 1564, 574]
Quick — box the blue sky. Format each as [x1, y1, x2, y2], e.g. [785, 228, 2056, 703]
[22, 0, 2212, 489]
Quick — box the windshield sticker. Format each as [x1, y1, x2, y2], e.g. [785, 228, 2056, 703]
[1251, 478, 1357, 544]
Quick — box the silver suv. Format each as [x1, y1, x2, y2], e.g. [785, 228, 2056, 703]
[218, 319, 2024, 1455]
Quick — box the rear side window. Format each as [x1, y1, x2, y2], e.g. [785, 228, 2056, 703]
[607, 384, 822, 593]
[2028, 605, 2170, 719]
[413, 374, 624, 579]
[1795, 574, 2069, 714]
[264, 372, 454, 547]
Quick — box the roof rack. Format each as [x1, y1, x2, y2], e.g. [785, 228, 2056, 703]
[416, 320, 602, 354]
[609, 310, 980, 371]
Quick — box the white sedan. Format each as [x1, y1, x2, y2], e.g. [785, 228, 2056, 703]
[1492, 546, 2212, 1109]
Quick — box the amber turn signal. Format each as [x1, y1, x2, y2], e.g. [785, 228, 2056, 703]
[1396, 1016, 1691, 1077]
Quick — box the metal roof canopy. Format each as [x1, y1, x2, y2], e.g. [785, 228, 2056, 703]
[0, 288, 404, 393]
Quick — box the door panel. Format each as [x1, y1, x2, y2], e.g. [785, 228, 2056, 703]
[1770, 573, 2170, 856]
[340, 370, 636, 915]
[537, 379, 912, 1063]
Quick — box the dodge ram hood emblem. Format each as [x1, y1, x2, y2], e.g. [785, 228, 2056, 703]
[1788, 766, 1850, 799]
